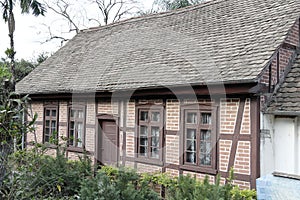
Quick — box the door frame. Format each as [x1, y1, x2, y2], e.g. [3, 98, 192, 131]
[95, 114, 119, 167]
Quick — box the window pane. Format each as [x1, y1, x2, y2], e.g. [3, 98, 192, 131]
[151, 127, 159, 137]
[71, 109, 75, 118]
[151, 112, 160, 122]
[51, 121, 56, 129]
[139, 146, 147, 157]
[140, 111, 148, 121]
[45, 120, 50, 127]
[45, 128, 50, 136]
[45, 135, 49, 143]
[186, 129, 196, 139]
[69, 129, 74, 146]
[200, 130, 211, 140]
[186, 152, 196, 164]
[78, 110, 84, 119]
[140, 137, 148, 146]
[140, 126, 148, 136]
[151, 137, 159, 147]
[151, 147, 159, 158]
[77, 122, 83, 147]
[200, 154, 211, 166]
[186, 140, 196, 151]
[46, 109, 50, 116]
[187, 112, 197, 124]
[200, 139, 212, 166]
[70, 121, 75, 130]
[52, 110, 56, 117]
[201, 113, 211, 124]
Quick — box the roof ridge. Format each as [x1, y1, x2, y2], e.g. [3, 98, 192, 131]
[81, 0, 226, 33]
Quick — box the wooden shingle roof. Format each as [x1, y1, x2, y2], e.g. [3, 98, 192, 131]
[16, 0, 300, 94]
[267, 53, 300, 114]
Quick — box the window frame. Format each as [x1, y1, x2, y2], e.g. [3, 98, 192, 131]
[135, 105, 164, 164]
[43, 105, 59, 144]
[180, 104, 217, 174]
[67, 104, 86, 150]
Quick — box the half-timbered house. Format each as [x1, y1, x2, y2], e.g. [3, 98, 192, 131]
[16, 0, 300, 189]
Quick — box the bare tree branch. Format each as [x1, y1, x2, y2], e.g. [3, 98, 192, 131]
[44, 0, 80, 33]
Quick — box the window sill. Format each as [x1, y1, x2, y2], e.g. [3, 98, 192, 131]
[180, 164, 217, 175]
[67, 146, 86, 153]
[126, 156, 163, 166]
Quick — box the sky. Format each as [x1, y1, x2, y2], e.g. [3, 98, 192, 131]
[0, 0, 155, 61]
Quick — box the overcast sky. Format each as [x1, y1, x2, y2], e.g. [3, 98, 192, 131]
[0, 0, 155, 61]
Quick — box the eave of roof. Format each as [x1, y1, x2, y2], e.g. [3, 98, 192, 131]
[15, 0, 300, 95]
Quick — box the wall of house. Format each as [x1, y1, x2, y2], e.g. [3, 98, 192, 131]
[261, 115, 300, 177]
[27, 99, 96, 161]
[28, 95, 258, 189]
[112, 97, 257, 189]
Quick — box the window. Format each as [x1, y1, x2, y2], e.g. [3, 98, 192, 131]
[44, 107, 58, 143]
[182, 104, 217, 171]
[68, 106, 85, 148]
[137, 106, 163, 160]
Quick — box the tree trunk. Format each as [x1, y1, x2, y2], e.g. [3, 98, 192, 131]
[8, 0, 16, 91]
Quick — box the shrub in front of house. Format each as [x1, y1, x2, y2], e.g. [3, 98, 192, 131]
[0, 147, 256, 199]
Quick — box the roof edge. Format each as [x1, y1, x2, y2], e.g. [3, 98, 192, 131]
[80, 0, 226, 34]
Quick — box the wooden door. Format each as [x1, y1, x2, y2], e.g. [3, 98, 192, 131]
[99, 120, 117, 166]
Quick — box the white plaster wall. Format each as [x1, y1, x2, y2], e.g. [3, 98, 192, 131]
[261, 114, 300, 176]
[260, 113, 275, 176]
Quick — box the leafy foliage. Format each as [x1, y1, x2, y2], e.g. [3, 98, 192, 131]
[80, 166, 160, 200]
[0, 147, 92, 199]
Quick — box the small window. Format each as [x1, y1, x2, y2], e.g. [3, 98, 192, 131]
[43, 106, 58, 144]
[68, 107, 85, 148]
[137, 106, 163, 160]
[182, 105, 216, 170]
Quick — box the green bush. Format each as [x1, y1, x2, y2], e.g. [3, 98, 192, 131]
[79, 166, 160, 200]
[0, 147, 92, 199]
[139, 169, 256, 200]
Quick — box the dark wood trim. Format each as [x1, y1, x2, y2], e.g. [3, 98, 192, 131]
[164, 163, 180, 170]
[94, 98, 99, 168]
[268, 63, 272, 93]
[219, 171, 250, 182]
[28, 82, 259, 101]
[43, 104, 59, 144]
[165, 130, 178, 135]
[125, 156, 163, 166]
[277, 51, 280, 84]
[162, 99, 167, 172]
[119, 127, 135, 132]
[66, 103, 87, 149]
[118, 101, 122, 167]
[180, 165, 217, 175]
[67, 146, 94, 155]
[122, 100, 127, 166]
[135, 104, 164, 162]
[96, 113, 118, 120]
[250, 97, 260, 189]
[180, 103, 218, 174]
[281, 42, 298, 51]
[226, 98, 246, 183]
[220, 134, 251, 141]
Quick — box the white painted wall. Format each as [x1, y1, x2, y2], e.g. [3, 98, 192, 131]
[261, 114, 300, 176]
